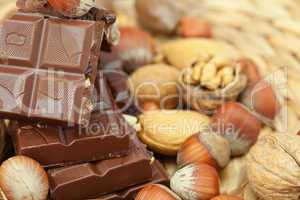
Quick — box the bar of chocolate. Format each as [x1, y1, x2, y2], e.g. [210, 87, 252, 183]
[0, 12, 106, 126]
[101, 61, 131, 109]
[10, 73, 130, 167]
[96, 160, 169, 200]
[48, 136, 153, 200]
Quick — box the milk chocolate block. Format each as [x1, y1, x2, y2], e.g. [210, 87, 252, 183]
[48, 137, 153, 200]
[11, 112, 130, 168]
[101, 62, 131, 109]
[11, 74, 130, 167]
[0, 12, 106, 126]
[96, 160, 169, 200]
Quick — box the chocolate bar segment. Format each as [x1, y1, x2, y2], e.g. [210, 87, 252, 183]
[10, 74, 130, 167]
[101, 61, 131, 110]
[48, 136, 153, 200]
[96, 160, 169, 200]
[0, 12, 105, 125]
[11, 112, 129, 168]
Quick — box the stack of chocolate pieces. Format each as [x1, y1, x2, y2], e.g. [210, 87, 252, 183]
[0, 4, 168, 200]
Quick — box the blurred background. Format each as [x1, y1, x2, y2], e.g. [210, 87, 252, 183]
[0, 0, 299, 133]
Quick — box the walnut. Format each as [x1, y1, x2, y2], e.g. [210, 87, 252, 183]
[179, 55, 247, 113]
[247, 133, 300, 200]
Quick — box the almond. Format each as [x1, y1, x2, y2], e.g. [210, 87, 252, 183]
[138, 110, 211, 156]
[162, 39, 239, 69]
[128, 64, 180, 109]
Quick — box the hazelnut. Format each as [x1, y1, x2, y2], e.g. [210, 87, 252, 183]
[136, 184, 181, 200]
[179, 56, 247, 113]
[177, 133, 230, 169]
[238, 59, 280, 123]
[211, 195, 243, 200]
[212, 102, 261, 156]
[17, 0, 47, 11]
[48, 0, 95, 17]
[142, 101, 159, 112]
[102, 27, 156, 74]
[242, 80, 280, 122]
[0, 156, 49, 200]
[171, 163, 220, 200]
[238, 58, 261, 86]
[178, 16, 212, 38]
[135, 0, 184, 34]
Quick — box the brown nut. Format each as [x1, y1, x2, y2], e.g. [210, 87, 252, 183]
[212, 102, 261, 156]
[242, 80, 280, 122]
[136, 184, 181, 200]
[102, 26, 156, 74]
[178, 16, 212, 38]
[211, 195, 243, 200]
[247, 133, 300, 200]
[128, 64, 180, 109]
[135, 0, 184, 34]
[177, 133, 230, 169]
[162, 39, 240, 70]
[138, 110, 211, 155]
[171, 163, 220, 200]
[48, 0, 95, 17]
[16, 0, 47, 11]
[238, 58, 261, 86]
[179, 57, 247, 114]
[142, 101, 160, 112]
[0, 156, 49, 200]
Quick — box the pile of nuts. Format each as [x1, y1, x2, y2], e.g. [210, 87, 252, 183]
[183, 55, 236, 90]
[0, 0, 295, 200]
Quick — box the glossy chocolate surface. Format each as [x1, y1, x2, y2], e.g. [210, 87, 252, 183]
[101, 61, 131, 110]
[48, 136, 153, 200]
[0, 12, 105, 125]
[96, 160, 169, 200]
[11, 73, 130, 167]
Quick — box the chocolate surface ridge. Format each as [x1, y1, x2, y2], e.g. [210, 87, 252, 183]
[0, 12, 105, 125]
[94, 160, 169, 200]
[10, 73, 131, 167]
[48, 135, 153, 200]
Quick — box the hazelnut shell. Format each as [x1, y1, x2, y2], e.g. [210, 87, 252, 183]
[102, 27, 156, 74]
[177, 133, 230, 169]
[136, 184, 181, 200]
[178, 16, 212, 38]
[212, 102, 261, 156]
[242, 80, 280, 122]
[0, 156, 49, 200]
[135, 0, 184, 34]
[171, 163, 220, 200]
